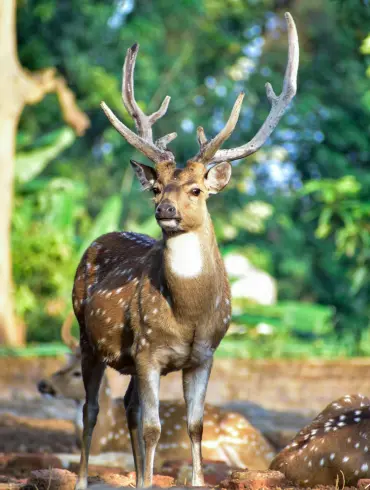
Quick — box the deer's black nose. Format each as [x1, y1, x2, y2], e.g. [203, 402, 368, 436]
[37, 380, 56, 396]
[155, 201, 177, 220]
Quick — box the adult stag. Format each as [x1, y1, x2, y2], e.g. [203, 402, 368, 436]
[73, 12, 299, 489]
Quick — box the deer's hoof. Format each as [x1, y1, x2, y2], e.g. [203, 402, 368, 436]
[75, 477, 88, 490]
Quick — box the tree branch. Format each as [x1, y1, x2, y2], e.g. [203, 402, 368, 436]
[20, 67, 90, 136]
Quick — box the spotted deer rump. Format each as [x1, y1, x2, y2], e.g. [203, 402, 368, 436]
[270, 394, 370, 486]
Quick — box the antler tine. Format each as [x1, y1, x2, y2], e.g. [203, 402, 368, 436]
[101, 43, 177, 164]
[191, 12, 299, 166]
[61, 311, 79, 351]
[191, 92, 245, 165]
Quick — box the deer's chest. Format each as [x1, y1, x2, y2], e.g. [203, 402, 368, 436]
[135, 281, 231, 372]
[84, 260, 231, 372]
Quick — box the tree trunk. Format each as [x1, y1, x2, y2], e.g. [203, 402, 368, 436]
[0, 0, 89, 346]
[0, 116, 22, 345]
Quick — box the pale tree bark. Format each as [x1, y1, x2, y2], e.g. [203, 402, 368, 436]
[0, 0, 89, 346]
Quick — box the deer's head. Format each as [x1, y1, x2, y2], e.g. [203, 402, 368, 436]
[130, 159, 231, 233]
[101, 13, 299, 235]
[38, 312, 85, 402]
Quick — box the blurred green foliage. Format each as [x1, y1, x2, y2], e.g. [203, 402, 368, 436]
[11, 0, 370, 356]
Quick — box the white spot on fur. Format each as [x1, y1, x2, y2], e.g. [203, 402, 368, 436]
[166, 232, 203, 278]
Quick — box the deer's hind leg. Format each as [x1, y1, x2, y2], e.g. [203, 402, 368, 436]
[124, 375, 144, 487]
[75, 353, 106, 490]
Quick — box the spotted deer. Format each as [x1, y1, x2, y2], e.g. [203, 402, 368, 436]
[270, 394, 370, 487]
[72, 13, 298, 489]
[38, 313, 275, 470]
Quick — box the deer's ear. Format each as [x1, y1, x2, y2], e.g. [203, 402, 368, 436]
[205, 162, 232, 194]
[130, 160, 157, 190]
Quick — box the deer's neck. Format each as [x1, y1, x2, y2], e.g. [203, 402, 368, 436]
[161, 215, 223, 318]
[165, 231, 204, 279]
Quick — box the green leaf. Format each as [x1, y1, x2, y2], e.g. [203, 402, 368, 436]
[78, 194, 123, 257]
[126, 216, 161, 238]
[351, 267, 367, 295]
[316, 208, 333, 239]
[15, 128, 75, 184]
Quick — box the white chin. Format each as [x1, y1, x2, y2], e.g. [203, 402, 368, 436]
[159, 219, 180, 230]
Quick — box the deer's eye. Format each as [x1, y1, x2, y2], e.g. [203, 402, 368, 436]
[73, 371, 82, 378]
[152, 187, 161, 195]
[191, 188, 201, 197]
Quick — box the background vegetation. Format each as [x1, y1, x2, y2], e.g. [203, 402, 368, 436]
[3, 0, 370, 357]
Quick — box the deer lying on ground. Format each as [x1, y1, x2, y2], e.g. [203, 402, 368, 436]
[72, 13, 298, 488]
[38, 314, 275, 470]
[270, 394, 370, 487]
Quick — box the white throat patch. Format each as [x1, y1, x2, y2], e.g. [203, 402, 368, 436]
[167, 232, 203, 278]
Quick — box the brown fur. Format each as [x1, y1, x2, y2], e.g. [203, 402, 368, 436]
[72, 162, 231, 376]
[72, 160, 232, 487]
[270, 394, 370, 487]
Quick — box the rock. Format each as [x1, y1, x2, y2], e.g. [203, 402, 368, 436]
[67, 463, 128, 477]
[220, 469, 289, 490]
[86, 472, 174, 488]
[161, 459, 232, 486]
[0, 453, 63, 479]
[24, 468, 174, 489]
[26, 469, 77, 490]
[152, 474, 175, 487]
[358, 479, 370, 490]
[124, 472, 174, 487]
[0, 474, 26, 490]
[90, 472, 134, 487]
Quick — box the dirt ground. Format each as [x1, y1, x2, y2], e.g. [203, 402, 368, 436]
[2, 357, 370, 488]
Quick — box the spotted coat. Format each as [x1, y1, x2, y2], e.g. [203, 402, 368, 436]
[72, 229, 231, 375]
[270, 394, 370, 487]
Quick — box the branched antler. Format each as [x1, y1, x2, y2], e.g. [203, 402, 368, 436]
[189, 12, 299, 166]
[101, 43, 176, 164]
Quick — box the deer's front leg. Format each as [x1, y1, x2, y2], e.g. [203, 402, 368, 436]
[137, 365, 161, 487]
[182, 357, 213, 487]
